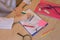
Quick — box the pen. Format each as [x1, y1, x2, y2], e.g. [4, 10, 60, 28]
[29, 15, 34, 21]
[23, 25, 34, 28]
[41, 27, 55, 38]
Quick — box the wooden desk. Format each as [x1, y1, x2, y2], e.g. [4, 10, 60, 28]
[0, 0, 60, 40]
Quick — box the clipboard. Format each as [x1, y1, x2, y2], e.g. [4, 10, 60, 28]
[20, 9, 48, 36]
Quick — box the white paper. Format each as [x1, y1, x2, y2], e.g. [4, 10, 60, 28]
[0, 17, 14, 29]
[20, 9, 48, 36]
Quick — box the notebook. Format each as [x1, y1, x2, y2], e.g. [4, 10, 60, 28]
[20, 9, 48, 36]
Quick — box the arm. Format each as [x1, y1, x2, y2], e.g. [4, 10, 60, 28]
[6, 0, 32, 22]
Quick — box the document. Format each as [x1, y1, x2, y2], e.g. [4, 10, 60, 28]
[20, 9, 48, 36]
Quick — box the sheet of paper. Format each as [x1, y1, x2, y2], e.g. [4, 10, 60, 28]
[20, 9, 48, 36]
[0, 17, 14, 29]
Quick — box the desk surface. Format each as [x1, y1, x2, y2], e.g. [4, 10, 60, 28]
[0, 0, 60, 40]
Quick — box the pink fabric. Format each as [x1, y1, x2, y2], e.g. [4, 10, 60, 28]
[34, 0, 60, 20]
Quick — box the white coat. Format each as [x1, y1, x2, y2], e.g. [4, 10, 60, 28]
[0, 0, 16, 17]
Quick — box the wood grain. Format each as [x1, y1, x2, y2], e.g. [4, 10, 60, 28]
[0, 0, 60, 40]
